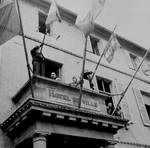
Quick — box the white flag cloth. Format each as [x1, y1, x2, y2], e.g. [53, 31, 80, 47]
[92, 0, 106, 20]
[104, 34, 121, 63]
[45, 0, 61, 27]
[76, 11, 94, 36]
[76, 0, 105, 36]
[0, 0, 21, 46]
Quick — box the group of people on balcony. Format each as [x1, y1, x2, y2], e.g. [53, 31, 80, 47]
[31, 44, 124, 118]
[69, 70, 94, 90]
[106, 102, 124, 118]
[31, 43, 94, 89]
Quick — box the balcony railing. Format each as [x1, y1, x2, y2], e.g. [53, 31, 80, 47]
[13, 75, 110, 114]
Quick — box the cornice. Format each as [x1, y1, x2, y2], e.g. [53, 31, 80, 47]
[94, 24, 150, 58]
[1, 98, 127, 136]
[115, 140, 150, 148]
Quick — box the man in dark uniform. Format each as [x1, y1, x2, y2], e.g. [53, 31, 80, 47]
[31, 43, 45, 76]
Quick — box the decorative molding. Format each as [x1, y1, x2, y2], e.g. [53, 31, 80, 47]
[115, 140, 150, 148]
[0, 98, 127, 136]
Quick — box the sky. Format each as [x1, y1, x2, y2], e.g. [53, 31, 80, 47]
[56, 0, 150, 49]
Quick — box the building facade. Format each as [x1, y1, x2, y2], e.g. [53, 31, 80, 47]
[0, 0, 150, 147]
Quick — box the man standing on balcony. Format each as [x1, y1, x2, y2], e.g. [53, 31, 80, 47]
[31, 43, 45, 76]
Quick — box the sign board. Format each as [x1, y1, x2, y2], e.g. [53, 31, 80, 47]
[34, 84, 106, 114]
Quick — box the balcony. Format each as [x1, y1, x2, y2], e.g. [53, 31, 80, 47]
[0, 75, 127, 142]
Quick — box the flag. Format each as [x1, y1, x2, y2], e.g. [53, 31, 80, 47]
[45, 0, 61, 27]
[104, 33, 121, 63]
[0, 0, 21, 46]
[76, 11, 94, 36]
[76, 0, 105, 36]
[92, 0, 106, 20]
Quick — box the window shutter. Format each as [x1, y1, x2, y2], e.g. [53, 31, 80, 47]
[112, 79, 131, 120]
[123, 50, 134, 70]
[97, 39, 104, 55]
[87, 36, 93, 52]
[132, 88, 150, 127]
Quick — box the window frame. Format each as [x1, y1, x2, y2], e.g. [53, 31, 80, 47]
[141, 91, 150, 120]
[90, 36, 100, 56]
[96, 76, 111, 93]
[44, 58, 63, 79]
[133, 88, 150, 127]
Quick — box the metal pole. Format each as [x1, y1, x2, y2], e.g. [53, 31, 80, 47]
[112, 48, 150, 115]
[78, 35, 88, 108]
[91, 25, 117, 80]
[15, 0, 34, 98]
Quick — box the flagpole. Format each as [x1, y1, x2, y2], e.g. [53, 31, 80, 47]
[40, 33, 46, 53]
[15, 0, 34, 98]
[78, 35, 88, 108]
[91, 25, 117, 80]
[112, 48, 150, 115]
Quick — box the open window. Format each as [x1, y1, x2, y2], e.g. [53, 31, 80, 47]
[145, 105, 150, 119]
[44, 59, 62, 79]
[90, 36, 100, 56]
[96, 76, 113, 105]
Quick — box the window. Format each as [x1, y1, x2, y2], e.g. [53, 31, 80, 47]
[44, 59, 62, 79]
[38, 12, 50, 34]
[96, 77, 111, 93]
[96, 77, 113, 106]
[133, 89, 150, 126]
[141, 92, 150, 119]
[90, 36, 100, 56]
[129, 54, 139, 70]
[145, 105, 150, 119]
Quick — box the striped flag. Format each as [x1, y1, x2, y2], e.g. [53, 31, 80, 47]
[76, 0, 105, 36]
[0, 0, 21, 46]
[104, 33, 121, 63]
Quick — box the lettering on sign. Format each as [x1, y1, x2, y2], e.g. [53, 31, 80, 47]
[49, 87, 102, 112]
